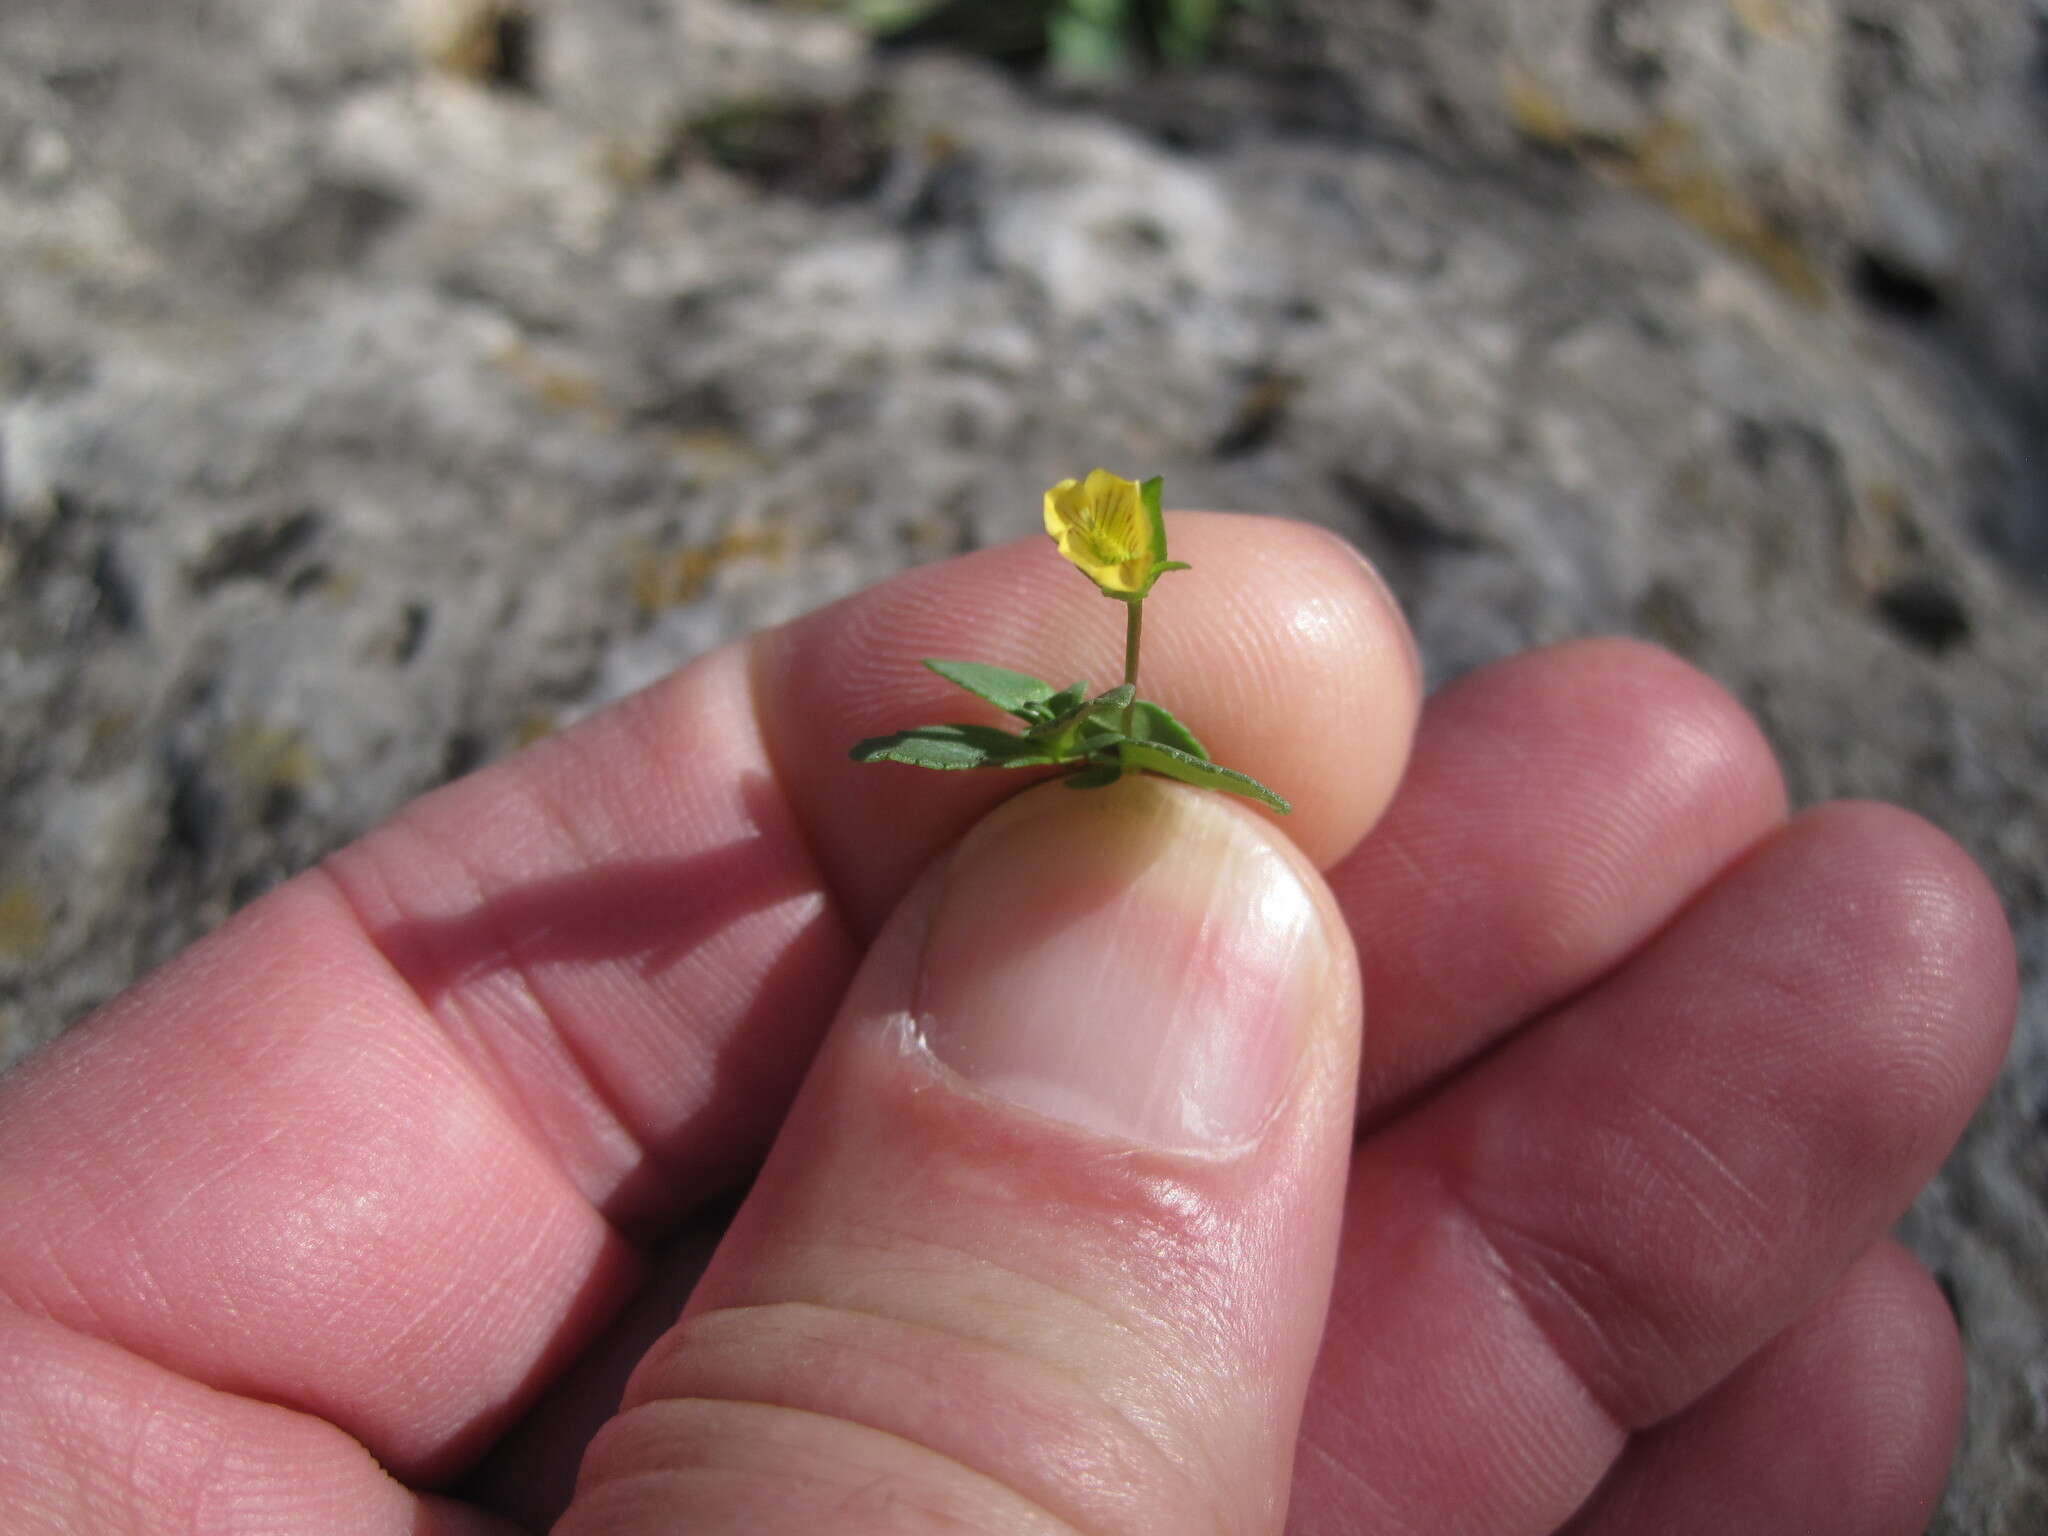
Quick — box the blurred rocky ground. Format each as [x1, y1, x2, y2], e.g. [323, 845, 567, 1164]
[0, 0, 2042, 1527]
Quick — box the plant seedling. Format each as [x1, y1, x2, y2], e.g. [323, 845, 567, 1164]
[850, 470, 1290, 813]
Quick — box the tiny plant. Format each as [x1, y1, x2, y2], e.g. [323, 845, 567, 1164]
[850, 470, 1291, 813]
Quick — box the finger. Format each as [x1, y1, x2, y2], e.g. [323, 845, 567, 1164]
[1288, 804, 2015, 1535]
[560, 779, 1363, 1534]
[0, 515, 1416, 1482]
[1327, 638, 1787, 1125]
[1562, 1240, 1962, 1536]
[0, 1307, 518, 1536]
[0, 873, 643, 1484]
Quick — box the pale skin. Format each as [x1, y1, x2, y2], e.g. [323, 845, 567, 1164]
[0, 513, 2017, 1534]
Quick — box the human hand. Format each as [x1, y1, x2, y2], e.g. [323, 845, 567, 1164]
[0, 516, 2014, 1534]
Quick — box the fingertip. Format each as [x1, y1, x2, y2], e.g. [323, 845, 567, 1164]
[1151, 514, 1421, 868]
[1719, 1237, 1968, 1530]
[1441, 636, 1791, 830]
[1757, 801, 2017, 1150]
[1563, 1239, 1967, 1536]
[1852, 1239, 1968, 1451]
[1336, 635, 1791, 1117]
[1813, 1240, 1968, 1533]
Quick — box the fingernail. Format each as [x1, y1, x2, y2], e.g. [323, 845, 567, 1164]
[913, 779, 1337, 1152]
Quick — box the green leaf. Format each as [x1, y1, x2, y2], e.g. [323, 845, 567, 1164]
[1160, 0, 1219, 61]
[1062, 763, 1124, 790]
[1117, 739, 1291, 813]
[1039, 681, 1090, 721]
[922, 660, 1060, 721]
[1127, 699, 1207, 758]
[850, 724, 1057, 771]
[1048, 0, 1130, 76]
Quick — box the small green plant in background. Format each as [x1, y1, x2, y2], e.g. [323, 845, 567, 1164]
[798, 0, 1268, 75]
[851, 471, 1291, 812]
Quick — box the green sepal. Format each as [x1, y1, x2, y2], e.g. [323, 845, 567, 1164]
[1084, 683, 1137, 721]
[1134, 478, 1187, 596]
[848, 724, 1057, 771]
[922, 660, 1061, 721]
[1139, 475, 1167, 558]
[1116, 739, 1291, 813]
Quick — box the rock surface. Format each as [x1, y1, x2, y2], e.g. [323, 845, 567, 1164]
[1, 0, 2042, 1528]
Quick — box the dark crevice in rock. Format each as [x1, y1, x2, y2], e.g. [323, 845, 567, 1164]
[1874, 573, 1972, 654]
[872, 1, 1054, 72]
[1334, 472, 1488, 559]
[1212, 371, 1299, 459]
[188, 509, 324, 591]
[157, 753, 226, 881]
[89, 541, 142, 634]
[2, 491, 143, 645]
[40, 61, 120, 107]
[676, 93, 893, 203]
[628, 378, 747, 435]
[259, 781, 302, 831]
[1635, 578, 1708, 658]
[395, 603, 431, 667]
[286, 563, 332, 599]
[1851, 248, 1944, 322]
[441, 731, 489, 784]
[260, 180, 412, 277]
[433, 2, 541, 94]
[896, 149, 985, 234]
[485, 6, 539, 94]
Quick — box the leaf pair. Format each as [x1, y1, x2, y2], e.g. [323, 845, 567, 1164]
[849, 659, 1291, 814]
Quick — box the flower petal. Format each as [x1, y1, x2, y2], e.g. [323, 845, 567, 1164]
[1042, 469, 1179, 599]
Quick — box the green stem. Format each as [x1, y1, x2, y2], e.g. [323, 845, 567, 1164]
[1122, 598, 1142, 735]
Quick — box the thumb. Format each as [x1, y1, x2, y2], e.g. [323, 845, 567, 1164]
[558, 777, 1361, 1536]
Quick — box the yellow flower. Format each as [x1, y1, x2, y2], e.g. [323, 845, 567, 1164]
[1042, 469, 1188, 600]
